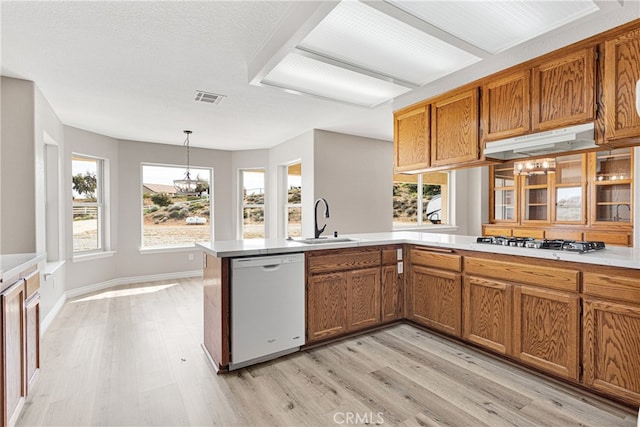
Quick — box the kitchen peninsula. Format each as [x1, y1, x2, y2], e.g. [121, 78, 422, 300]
[1, 252, 45, 427]
[198, 232, 640, 408]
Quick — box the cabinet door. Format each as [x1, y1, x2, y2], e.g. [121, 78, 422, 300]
[583, 298, 640, 406]
[532, 47, 596, 131]
[381, 264, 402, 323]
[407, 266, 461, 336]
[604, 27, 640, 144]
[463, 276, 512, 355]
[431, 88, 480, 167]
[25, 295, 40, 394]
[513, 286, 580, 380]
[346, 268, 381, 332]
[482, 70, 531, 142]
[2, 281, 26, 427]
[307, 273, 347, 343]
[394, 104, 430, 172]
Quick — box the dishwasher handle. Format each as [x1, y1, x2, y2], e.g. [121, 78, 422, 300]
[261, 264, 281, 272]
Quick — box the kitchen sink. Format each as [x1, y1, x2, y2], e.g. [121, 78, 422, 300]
[295, 237, 356, 244]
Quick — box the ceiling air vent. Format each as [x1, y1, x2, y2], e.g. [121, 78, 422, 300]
[194, 90, 226, 104]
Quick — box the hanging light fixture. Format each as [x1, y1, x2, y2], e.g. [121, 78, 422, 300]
[174, 130, 207, 196]
[513, 158, 556, 176]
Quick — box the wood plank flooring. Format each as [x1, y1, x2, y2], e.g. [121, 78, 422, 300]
[17, 278, 638, 426]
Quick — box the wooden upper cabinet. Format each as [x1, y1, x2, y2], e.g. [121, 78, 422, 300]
[603, 27, 640, 146]
[482, 70, 531, 142]
[532, 47, 596, 131]
[431, 87, 480, 167]
[394, 104, 430, 172]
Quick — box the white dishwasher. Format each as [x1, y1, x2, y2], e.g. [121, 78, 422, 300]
[230, 253, 305, 370]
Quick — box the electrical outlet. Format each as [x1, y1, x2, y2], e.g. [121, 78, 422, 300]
[188, 253, 194, 261]
[396, 248, 403, 260]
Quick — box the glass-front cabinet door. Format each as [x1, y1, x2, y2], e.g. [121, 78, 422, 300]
[554, 154, 586, 223]
[592, 148, 633, 224]
[522, 172, 549, 223]
[491, 162, 517, 222]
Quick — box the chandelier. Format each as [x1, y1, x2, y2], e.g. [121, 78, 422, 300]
[513, 158, 556, 176]
[174, 130, 207, 196]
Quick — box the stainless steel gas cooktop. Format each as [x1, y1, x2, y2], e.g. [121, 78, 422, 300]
[476, 236, 606, 254]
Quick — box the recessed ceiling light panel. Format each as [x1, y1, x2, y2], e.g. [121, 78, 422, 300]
[389, 0, 600, 54]
[297, 0, 481, 86]
[262, 53, 412, 107]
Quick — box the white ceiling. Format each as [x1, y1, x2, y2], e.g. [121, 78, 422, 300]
[2, 1, 639, 151]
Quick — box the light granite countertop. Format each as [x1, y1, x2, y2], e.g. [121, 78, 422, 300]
[0, 252, 46, 291]
[196, 231, 640, 270]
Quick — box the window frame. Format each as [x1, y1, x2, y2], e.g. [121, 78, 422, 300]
[140, 162, 213, 251]
[393, 172, 449, 229]
[238, 168, 266, 239]
[72, 154, 107, 256]
[284, 162, 302, 238]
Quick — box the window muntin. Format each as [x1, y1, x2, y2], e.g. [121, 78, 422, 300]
[393, 172, 448, 227]
[240, 169, 265, 239]
[72, 155, 104, 253]
[285, 163, 302, 238]
[142, 164, 212, 249]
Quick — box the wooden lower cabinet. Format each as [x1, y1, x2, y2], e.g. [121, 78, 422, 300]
[306, 248, 383, 344]
[25, 294, 40, 394]
[463, 276, 512, 355]
[307, 273, 348, 342]
[572, 270, 640, 405]
[513, 286, 580, 381]
[381, 264, 402, 323]
[307, 268, 382, 343]
[2, 280, 26, 427]
[407, 265, 462, 336]
[347, 268, 381, 332]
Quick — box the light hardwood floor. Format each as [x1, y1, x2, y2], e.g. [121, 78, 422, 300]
[18, 278, 638, 426]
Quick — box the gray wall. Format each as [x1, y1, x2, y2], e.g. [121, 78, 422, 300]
[313, 130, 393, 235]
[1, 77, 36, 253]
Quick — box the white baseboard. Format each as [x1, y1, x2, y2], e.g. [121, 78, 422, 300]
[41, 270, 203, 334]
[41, 292, 67, 334]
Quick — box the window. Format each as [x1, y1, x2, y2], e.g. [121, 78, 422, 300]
[72, 155, 105, 253]
[393, 172, 448, 228]
[141, 164, 212, 249]
[285, 163, 302, 237]
[240, 169, 265, 239]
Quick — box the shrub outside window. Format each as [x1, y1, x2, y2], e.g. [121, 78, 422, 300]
[142, 164, 213, 249]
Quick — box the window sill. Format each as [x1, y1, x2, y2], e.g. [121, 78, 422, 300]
[72, 251, 116, 263]
[393, 224, 459, 233]
[139, 245, 204, 255]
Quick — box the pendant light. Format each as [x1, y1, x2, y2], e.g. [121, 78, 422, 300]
[173, 130, 206, 196]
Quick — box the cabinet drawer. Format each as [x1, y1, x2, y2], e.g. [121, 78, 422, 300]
[512, 229, 544, 239]
[584, 232, 630, 247]
[545, 230, 583, 241]
[410, 249, 461, 272]
[583, 272, 640, 304]
[307, 249, 381, 274]
[24, 270, 40, 298]
[382, 247, 402, 265]
[483, 226, 511, 237]
[464, 257, 579, 292]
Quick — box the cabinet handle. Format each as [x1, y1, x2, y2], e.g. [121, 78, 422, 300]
[416, 247, 454, 254]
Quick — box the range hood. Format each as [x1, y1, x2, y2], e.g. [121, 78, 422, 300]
[484, 122, 597, 160]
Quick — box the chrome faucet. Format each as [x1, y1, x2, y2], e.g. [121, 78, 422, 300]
[314, 198, 330, 238]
